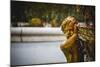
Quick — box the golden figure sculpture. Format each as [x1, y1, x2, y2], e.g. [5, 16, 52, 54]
[60, 16, 95, 63]
[60, 16, 83, 63]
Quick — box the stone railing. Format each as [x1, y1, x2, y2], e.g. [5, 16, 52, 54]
[11, 27, 66, 42]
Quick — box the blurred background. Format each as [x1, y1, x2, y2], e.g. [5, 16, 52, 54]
[11, 1, 95, 28]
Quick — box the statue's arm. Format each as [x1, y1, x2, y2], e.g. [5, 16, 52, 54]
[60, 33, 77, 49]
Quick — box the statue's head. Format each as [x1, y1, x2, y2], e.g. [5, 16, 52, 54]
[61, 16, 78, 38]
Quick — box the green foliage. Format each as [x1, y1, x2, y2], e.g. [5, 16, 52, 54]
[11, 1, 95, 27]
[29, 18, 42, 27]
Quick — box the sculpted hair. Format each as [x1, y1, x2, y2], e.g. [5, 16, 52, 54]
[61, 16, 77, 34]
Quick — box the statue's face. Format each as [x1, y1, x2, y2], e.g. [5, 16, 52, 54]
[65, 21, 77, 39]
[61, 16, 78, 39]
[65, 30, 74, 39]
